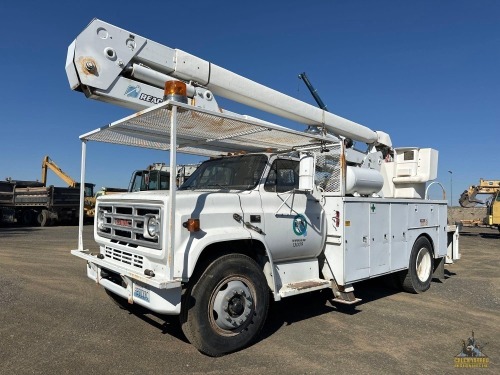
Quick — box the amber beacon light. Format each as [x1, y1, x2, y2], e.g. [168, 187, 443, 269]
[164, 80, 188, 104]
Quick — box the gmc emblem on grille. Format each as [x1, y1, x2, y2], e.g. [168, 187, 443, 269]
[115, 218, 132, 227]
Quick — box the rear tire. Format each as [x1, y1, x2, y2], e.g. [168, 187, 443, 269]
[21, 210, 33, 226]
[402, 237, 433, 293]
[37, 210, 50, 227]
[180, 253, 269, 357]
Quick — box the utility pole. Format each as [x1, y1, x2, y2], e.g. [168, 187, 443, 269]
[448, 170, 453, 206]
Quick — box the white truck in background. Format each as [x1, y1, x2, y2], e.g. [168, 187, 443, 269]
[128, 163, 199, 192]
[67, 19, 460, 356]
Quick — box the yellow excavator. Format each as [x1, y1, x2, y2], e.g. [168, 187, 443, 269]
[41, 156, 96, 219]
[459, 179, 500, 231]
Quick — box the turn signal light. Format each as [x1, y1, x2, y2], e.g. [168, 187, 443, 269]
[183, 218, 200, 232]
[164, 80, 188, 104]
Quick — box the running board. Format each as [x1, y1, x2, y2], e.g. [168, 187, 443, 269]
[279, 279, 331, 298]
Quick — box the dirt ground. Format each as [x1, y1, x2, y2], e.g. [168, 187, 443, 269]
[0, 224, 498, 374]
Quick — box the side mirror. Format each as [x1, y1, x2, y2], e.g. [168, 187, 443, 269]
[299, 153, 315, 191]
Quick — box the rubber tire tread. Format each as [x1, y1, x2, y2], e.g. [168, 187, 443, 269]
[180, 253, 269, 357]
[37, 210, 49, 227]
[402, 236, 433, 294]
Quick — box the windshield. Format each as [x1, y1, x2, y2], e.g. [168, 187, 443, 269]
[128, 171, 146, 192]
[84, 185, 94, 198]
[128, 170, 171, 192]
[179, 154, 268, 190]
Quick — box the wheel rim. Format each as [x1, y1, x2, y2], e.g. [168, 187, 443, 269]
[209, 277, 255, 335]
[416, 247, 432, 282]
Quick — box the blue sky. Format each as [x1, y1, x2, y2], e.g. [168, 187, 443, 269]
[1, 1, 498, 205]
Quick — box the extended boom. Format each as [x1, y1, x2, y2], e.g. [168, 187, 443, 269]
[66, 19, 389, 147]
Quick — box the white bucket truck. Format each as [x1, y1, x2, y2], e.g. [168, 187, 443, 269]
[67, 19, 460, 356]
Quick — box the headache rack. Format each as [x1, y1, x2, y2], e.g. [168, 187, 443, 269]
[74, 100, 338, 281]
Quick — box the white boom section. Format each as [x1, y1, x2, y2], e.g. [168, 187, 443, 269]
[66, 19, 390, 147]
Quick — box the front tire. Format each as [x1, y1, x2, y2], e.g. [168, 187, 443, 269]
[180, 253, 269, 357]
[402, 236, 433, 293]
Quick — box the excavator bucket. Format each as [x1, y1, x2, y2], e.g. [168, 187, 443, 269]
[459, 189, 483, 208]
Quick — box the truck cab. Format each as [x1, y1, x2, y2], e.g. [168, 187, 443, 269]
[178, 153, 325, 262]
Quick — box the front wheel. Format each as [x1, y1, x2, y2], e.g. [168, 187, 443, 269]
[402, 237, 433, 293]
[180, 253, 269, 357]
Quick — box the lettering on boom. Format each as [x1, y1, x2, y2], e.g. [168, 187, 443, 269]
[139, 93, 164, 105]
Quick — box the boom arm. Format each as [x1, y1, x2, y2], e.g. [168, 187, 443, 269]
[66, 19, 391, 147]
[41, 156, 77, 187]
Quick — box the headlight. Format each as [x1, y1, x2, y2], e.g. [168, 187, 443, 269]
[146, 216, 160, 238]
[97, 210, 105, 230]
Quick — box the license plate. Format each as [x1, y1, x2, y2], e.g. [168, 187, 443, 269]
[133, 284, 150, 303]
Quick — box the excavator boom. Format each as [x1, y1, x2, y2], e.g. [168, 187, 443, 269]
[41, 156, 77, 187]
[41, 156, 95, 197]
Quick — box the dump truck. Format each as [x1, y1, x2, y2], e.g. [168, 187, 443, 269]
[42, 155, 96, 220]
[0, 156, 95, 226]
[67, 19, 460, 356]
[0, 179, 80, 226]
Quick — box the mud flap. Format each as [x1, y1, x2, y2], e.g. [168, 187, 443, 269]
[433, 257, 445, 282]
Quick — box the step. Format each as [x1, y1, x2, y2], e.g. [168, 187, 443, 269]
[331, 291, 362, 305]
[279, 279, 331, 298]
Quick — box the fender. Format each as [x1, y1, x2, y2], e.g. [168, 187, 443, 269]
[174, 226, 280, 300]
[175, 227, 253, 280]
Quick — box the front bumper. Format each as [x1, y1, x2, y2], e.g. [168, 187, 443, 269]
[72, 249, 181, 314]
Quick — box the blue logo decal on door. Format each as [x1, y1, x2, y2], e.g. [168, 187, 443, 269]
[293, 214, 307, 236]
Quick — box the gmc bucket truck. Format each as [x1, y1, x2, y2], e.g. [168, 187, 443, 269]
[67, 19, 460, 356]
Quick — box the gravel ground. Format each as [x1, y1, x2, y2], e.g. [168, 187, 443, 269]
[0, 224, 498, 374]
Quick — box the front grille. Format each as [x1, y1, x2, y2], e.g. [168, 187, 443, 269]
[104, 246, 144, 269]
[97, 203, 162, 249]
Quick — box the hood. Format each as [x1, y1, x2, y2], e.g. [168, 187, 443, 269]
[96, 189, 242, 203]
